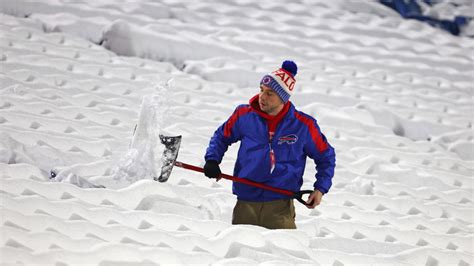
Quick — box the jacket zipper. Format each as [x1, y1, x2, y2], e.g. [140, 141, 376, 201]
[269, 127, 279, 174]
[266, 114, 286, 175]
[269, 141, 275, 174]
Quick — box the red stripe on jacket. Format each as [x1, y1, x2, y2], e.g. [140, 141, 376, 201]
[224, 106, 253, 138]
[294, 111, 328, 153]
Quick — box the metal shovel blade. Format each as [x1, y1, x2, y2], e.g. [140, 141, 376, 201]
[156, 135, 182, 182]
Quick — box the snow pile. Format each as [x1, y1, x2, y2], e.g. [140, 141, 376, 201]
[102, 19, 251, 67]
[112, 88, 169, 188]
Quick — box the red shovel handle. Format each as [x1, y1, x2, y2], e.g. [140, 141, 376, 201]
[175, 161, 295, 197]
[157, 134, 314, 206]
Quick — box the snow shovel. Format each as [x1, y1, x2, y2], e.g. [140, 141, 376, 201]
[157, 135, 314, 206]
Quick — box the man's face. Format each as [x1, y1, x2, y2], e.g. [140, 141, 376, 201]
[259, 85, 284, 115]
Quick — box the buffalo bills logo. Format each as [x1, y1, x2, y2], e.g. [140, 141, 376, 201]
[278, 134, 298, 145]
[262, 76, 272, 85]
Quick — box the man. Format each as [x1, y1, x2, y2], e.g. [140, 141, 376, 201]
[204, 60, 336, 229]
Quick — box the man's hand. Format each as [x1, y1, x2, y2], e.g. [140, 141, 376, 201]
[204, 160, 221, 181]
[306, 190, 323, 209]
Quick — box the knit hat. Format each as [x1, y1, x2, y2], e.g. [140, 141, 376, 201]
[260, 60, 297, 103]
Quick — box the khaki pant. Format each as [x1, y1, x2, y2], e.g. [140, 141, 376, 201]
[232, 199, 296, 229]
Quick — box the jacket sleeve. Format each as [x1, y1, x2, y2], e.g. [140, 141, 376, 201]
[303, 118, 336, 194]
[204, 105, 246, 163]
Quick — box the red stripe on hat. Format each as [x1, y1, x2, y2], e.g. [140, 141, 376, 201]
[294, 111, 328, 153]
[273, 67, 294, 78]
[224, 106, 253, 138]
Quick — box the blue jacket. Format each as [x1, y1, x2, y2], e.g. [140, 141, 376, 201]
[205, 96, 336, 201]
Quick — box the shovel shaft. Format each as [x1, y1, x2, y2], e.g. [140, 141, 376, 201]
[174, 161, 295, 197]
[158, 134, 314, 206]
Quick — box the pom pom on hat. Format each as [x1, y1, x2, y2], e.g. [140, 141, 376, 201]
[260, 60, 298, 103]
[282, 60, 297, 76]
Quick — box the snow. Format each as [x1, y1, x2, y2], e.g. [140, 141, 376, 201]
[111, 91, 170, 188]
[1, 0, 473, 265]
